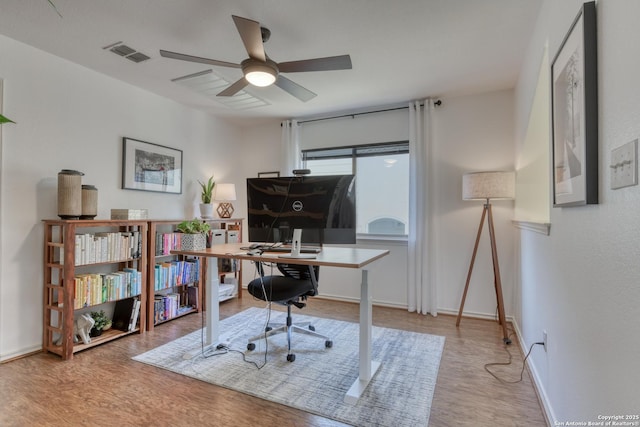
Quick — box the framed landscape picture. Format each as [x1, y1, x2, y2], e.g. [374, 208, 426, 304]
[122, 137, 182, 194]
[550, 1, 598, 207]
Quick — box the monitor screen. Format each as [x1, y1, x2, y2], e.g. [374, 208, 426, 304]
[246, 175, 356, 245]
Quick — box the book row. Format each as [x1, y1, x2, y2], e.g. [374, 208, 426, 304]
[155, 232, 183, 256]
[153, 291, 196, 323]
[73, 231, 143, 265]
[74, 269, 142, 309]
[153, 258, 200, 291]
[111, 298, 142, 332]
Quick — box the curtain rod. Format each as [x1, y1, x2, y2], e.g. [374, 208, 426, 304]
[295, 99, 442, 125]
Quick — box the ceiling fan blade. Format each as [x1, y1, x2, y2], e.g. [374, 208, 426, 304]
[275, 75, 317, 102]
[160, 50, 241, 69]
[217, 77, 249, 97]
[277, 55, 352, 73]
[232, 15, 266, 62]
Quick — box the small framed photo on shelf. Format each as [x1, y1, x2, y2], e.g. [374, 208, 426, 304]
[122, 137, 182, 194]
[258, 171, 280, 178]
[550, 1, 598, 207]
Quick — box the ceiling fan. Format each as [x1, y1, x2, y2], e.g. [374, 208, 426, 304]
[160, 15, 352, 102]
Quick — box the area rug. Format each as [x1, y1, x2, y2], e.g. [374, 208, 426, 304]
[133, 307, 445, 427]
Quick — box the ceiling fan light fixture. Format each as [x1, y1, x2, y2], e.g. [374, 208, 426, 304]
[242, 59, 277, 87]
[245, 70, 276, 87]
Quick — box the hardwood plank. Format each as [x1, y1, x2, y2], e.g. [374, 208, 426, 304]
[0, 291, 546, 426]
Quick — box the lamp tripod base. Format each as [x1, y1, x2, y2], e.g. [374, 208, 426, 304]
[456, 201, 511, 344]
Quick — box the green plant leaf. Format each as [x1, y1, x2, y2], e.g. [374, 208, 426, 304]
[47, 0, 63, 17]
[177, 219, 210, 234]
[198, 176, 216, 203]
[90, 310, 110, 330]
[0, 114, 15, 124]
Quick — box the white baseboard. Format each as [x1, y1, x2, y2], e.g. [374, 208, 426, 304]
[1, 344, 42, 363]
[511, 319, 555, 427]
[437, 307, 515, 322]
[315, 293, 408, 310]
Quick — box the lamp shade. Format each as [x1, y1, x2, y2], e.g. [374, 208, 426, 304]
[462, 171, 515, 200]
[214, 183, 237, 201]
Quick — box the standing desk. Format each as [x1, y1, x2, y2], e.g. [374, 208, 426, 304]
[172, 242, 389, 404]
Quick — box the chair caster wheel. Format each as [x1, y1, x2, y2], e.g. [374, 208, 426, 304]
[308, 325, 315, 331]
[247, 343, 256, 351]
[287, 354, 296, 362]
[325, 340, 333, 348]
[265, 326, 272, 332]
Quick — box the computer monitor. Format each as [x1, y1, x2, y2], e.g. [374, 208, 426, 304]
[246, 174, 356, 245]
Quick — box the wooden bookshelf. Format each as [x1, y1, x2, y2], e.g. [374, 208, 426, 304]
[42, 219, 147, 360]
[147, 220, 203, 331]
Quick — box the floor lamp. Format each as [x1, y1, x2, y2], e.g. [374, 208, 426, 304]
[456, 171, 515, 344]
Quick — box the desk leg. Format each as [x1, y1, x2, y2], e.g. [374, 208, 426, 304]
[344, 269, 381, 404]
[183, 256, 221, 359]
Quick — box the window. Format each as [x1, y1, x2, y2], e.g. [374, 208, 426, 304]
[302, 141, 409, 236]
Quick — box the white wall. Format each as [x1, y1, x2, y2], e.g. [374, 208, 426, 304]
[0, 34, 244, 360]
[514, 0, 640, 422]
[432, 90, 516, 315]
[246, 93, 517, 312]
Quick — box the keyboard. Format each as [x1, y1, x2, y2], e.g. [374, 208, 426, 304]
[257, 245, 322, 254]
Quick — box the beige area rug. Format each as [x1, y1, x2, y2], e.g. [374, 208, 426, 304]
[133, 307, 445, 427]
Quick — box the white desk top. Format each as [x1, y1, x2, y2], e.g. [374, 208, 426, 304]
[172, 243, 389, 269]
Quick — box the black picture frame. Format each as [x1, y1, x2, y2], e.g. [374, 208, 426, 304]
[122, 137, 182, 194]
[258, 171, 280, 178]
[551, 1, 598, 207]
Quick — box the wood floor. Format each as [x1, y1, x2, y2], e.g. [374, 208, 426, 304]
[0, 291, 547, 427]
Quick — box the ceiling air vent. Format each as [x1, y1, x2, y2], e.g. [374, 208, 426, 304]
[103, 41, 150, 63]
[172, 69, 270, 110]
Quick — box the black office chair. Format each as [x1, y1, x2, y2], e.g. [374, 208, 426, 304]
[246, 262, 333, 362]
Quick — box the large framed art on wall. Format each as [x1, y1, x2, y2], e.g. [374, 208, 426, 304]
[551, 1, 598, 207]
[122, 137, 182, 194]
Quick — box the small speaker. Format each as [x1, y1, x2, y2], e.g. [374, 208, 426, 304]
[292, 169, 311, 176]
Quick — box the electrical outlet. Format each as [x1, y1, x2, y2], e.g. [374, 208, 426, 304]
[543, 330, 548, 352]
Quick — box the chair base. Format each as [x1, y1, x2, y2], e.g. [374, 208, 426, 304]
[247, 315, 333, 362]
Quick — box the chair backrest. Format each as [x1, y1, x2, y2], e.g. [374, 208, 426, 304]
[277, 263, 320, 296]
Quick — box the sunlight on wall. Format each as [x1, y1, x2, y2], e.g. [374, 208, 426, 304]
[515, 45, 551, 223]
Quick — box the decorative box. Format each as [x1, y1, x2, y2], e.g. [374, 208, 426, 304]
[110, 209, 148, 220]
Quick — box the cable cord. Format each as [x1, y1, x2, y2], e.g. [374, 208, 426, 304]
[198, 303, 272, 370]
[484, 340, 543, 384]
[484, 310, 544, 383]
[199, 261, 275, 369]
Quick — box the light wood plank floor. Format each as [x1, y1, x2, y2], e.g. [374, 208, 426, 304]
[0, 292, 547, 426]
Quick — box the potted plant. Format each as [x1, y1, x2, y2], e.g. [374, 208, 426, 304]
[198, 176, 215, 219]
[177, 219, 211, 251]
[89, 310, 111, 337]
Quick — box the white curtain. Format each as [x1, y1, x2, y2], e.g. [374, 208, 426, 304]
[280, 119, 300, 176]
[408, 100, 437, 315]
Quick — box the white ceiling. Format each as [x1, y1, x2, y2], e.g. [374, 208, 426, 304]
[0, 0, 542, 123]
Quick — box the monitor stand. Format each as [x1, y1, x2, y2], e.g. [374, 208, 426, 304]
[278, 228, 317, 259]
